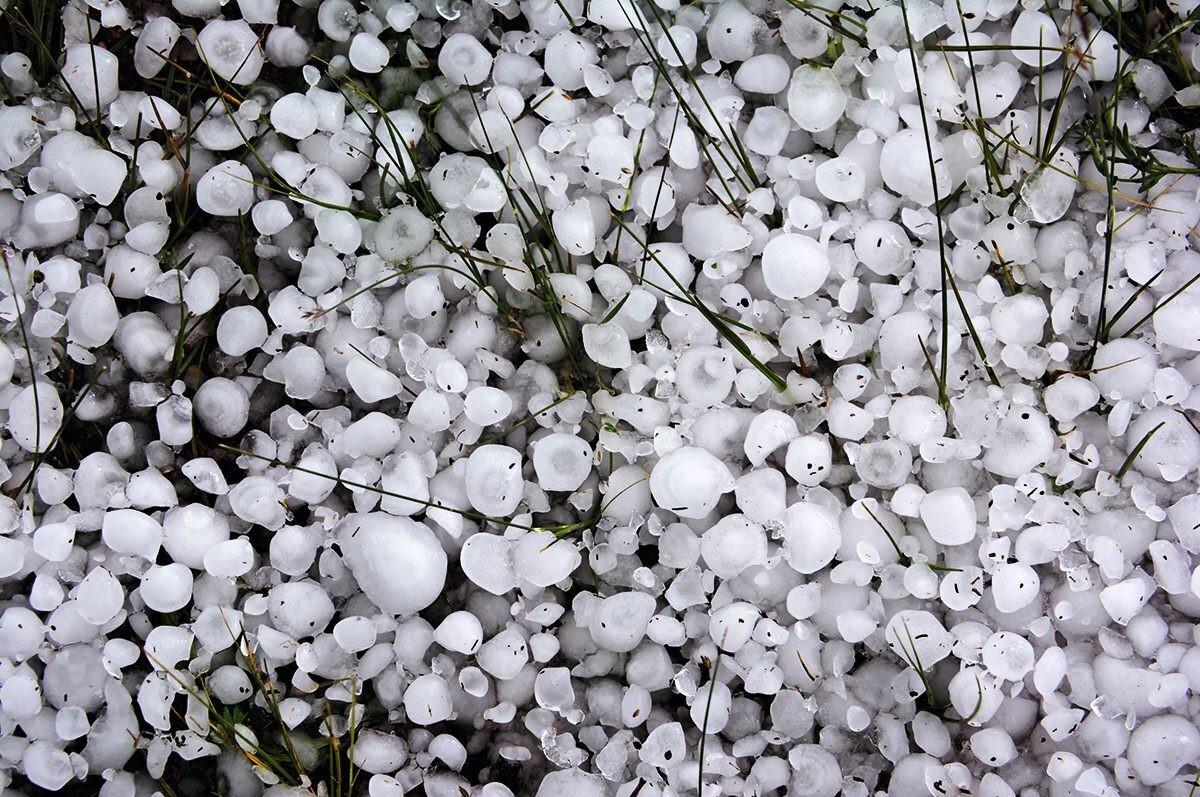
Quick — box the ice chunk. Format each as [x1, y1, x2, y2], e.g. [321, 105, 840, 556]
[338, 513, 447, 616]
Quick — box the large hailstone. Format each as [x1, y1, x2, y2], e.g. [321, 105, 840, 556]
[7, 382, 64, 453]
[781, 502, 841, 574]
[465, 445, 525, 516]
[786, 65, 847, 132]
[761, 233, 830, 302]
[649, 446, 735, 518]
[338, 513, 447, 616]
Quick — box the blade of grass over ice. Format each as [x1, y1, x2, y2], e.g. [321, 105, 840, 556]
[610, 215, 788, 391]
[1116, 421, 1165, 480]
[220, 445, 592, 536]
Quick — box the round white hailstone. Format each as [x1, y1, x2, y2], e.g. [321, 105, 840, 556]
[512, 532, 580, 588]
[1010, 9, 1062, 66]
[990, 562, 1040, 613]
[438, 33, 492, 86]
[139, 563, 194, 612]
[886, 610, 953, 668]
[0, 107, 41, 170]
[532, 433, 592, 492]
[788, 745, 842, 797]
[105, 244, 163, 299]
[582, 323, 632, 369]
[544, 31, 598, 91]
[782, 502, 841, 574]
[1126, 715, 1200, 785]
[352, 731, 409, 775]
[710, 602, 760, 652]
[66, 284, 119, 348]
[216, 306, 268, 357]
[62, 44, 119, 111]
[1, 673, 42, 720]
[434, 611, 484, 654]
[196, 19, 265, 85]
[880, 129, 951, 206]
[981, 632, 1034, 681]
[535, 769, 609, 797]
[103, 508, 165, 559]
[193, 378, 251, 438]
[649, 446, 735, 519]
[7, 382, 63, 453]
[208, 665, 253, 705]
[252, 199, 293, 235]
[197, 160, 255, 216]
[1090, 337, 1157, 401]
[785, 435, 833, 486]
[22, 742, 73, 791]
[919, 487, 977, 546]
[887, 396, 946, 446]
[761, 233, 830, 301]
[1153, 291, 1200, 350]
[745, 410, 799, 466]
[675, 346, 736, 406]
[270, 93, 319, 139]
[267, 580, 335, 638]
[459, 533, 517, 595]
[333, 616, 377, 654]
[373, 205, 434, 263]
[734, 53, 791, 94]
[786, 65, 847, 132]
[162, 504, 230, 568]
[970, 728, 1017, 767]
[700, 515, 768, 579]
[404, 674, 453, 725]
[1043, 375, 1100, 422]
[590, 592, 656, 653]
[464, 386, 512, 426]
[476, 627, 528, 680]
[1126, 406, 1200, 483]
[989, 294, 1048, 346]
[338, 514, 447, 616]
[981, 407, 1055, 479]
[552, 200, 596, 256]
[0, 608, 46, 661]
[853, 440, 913, 489]
[681, 203, 752, 260]
[814, 157, 866, 204]
[349, 32, 389, 73]
[228, 476, 287, 531]
[465, 445, 525, 517]
[76, 566, 124, 626]
[203, 537, 255, 578]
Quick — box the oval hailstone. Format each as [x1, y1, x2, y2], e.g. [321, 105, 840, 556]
[761, 233, 830, 301]
[786, 65, 847, 132]
[649, 446, 735, 518]
[782, 502, 841, 574]
[338, 513, 447, 616]
[466, 445, 525, 516]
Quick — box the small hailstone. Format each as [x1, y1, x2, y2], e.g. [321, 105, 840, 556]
[786, 65, 847, 132]
[700, 515, 768, 579]
[589, 592, 656, 653]
[434, 611, 484, 654]
[270, 93, 320, 139]
[466, 445, 525, 516]
[990, 562, 1040, 613]
[333, 616, 377, 654]
[919, 487, 977, 546]
[196, 160, 255, 216]
[349, 33, 389, 73]
[787, 745, 842, 797]
[782, 502, 841, 574]
[404, 674, 454, 725]
[649, 446, 735, 519]
[438, 34, 493, 86]
[196, 20, 265, 85]
[761, 233, 830, 302]
[532, 433, 592, 492]
[139, 563, 194, 612]
[7, 382, 64, 453]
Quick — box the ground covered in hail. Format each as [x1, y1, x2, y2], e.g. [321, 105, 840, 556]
[1, 0, 1200, 795]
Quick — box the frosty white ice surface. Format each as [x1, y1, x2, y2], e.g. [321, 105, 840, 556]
[338, 514, 447, 616]
[649, 446, 734, 519]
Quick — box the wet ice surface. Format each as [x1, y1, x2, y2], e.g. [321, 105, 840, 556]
[2, 0, 1200, 795]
